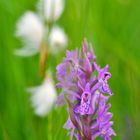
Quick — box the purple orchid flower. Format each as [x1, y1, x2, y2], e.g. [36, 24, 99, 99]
[56, 39, 116, 140]
[74, 83, 93, 115]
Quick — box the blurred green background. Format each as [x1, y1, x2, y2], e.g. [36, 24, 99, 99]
[0, 0, 140, 140]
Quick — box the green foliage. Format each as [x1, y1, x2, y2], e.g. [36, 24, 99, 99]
[0, 0, 140, 139]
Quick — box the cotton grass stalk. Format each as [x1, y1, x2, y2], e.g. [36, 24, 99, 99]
[15, 0, 67, 58]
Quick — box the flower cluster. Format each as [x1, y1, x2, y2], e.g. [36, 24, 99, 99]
[56, 40, 116, 140]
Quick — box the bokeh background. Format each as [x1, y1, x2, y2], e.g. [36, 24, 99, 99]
[0, 0, 140, 140]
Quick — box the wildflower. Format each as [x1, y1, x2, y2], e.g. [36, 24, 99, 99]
[56, 39, 116, 140]
[27, 72, 57, 116]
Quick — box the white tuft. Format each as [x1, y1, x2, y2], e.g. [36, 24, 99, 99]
[27, 72, 57, 117]
[48, 26, 68, 54]
[38, 0, 64, 22]
[15, 11, 44, 56]
[14, 46, 39, 56]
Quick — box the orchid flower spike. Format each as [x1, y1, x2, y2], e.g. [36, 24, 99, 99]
[27, 71, 57, 117]
[56, 39, 116, 140]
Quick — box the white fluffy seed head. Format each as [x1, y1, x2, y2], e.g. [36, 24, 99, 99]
[15, 11, 44, 56]
[38, 0, 64, 22]
[48, 26, 68, 54]
[27, 72, 57, 117]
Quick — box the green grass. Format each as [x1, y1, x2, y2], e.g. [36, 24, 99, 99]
[0, 0, 140, 139]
